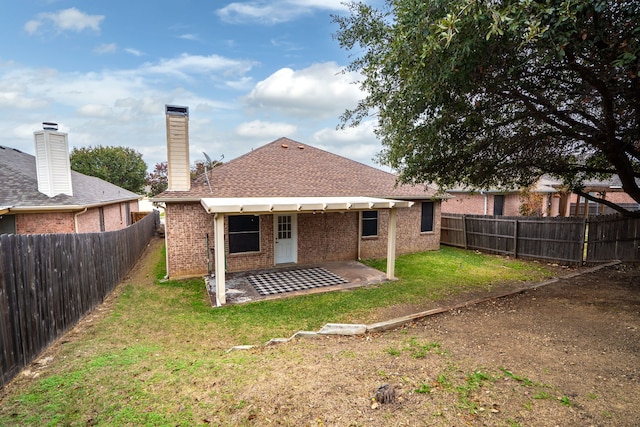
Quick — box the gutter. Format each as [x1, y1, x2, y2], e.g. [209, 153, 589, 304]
[6, 197, 140, 214]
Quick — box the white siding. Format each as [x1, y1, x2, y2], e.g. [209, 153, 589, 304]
[166, 114, 190, 191]
[34, 130, 73, 197]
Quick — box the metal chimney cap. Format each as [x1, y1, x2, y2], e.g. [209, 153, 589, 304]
[165, 105, 189, 116]
[42, 122, 58, 131]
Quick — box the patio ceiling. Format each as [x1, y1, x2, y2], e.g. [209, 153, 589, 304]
[200, 196, 414, 214]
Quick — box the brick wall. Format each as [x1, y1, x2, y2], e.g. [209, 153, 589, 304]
[442, 193, 522, 216]
[360, 201, 441, 259]
[226, 215, 274, 273]
[166, 201, 442, 278]
[75, 201, 141, 233]
[396, 202, 441, 254]
[298, 212, 359, 264]
[16, 212, 75, 234]
[165, 202, 214, 278]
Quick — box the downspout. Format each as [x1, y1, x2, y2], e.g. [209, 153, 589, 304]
[73, 207, 88, 233]
[357, 211, 362, 260]
[481, 191, 488, 215]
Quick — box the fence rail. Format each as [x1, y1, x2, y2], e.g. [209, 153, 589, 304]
[0, 212, 156, 387]
[441, 213, 639, 264]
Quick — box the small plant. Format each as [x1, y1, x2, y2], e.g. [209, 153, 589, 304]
[533, 391, 552, 400]
[466, 370, 493, 388]
[386, 347, 401, 356]
[408, 337, 442, 358]
[559, 396, 572, 407]
[508, 419, 523, 427]
[436, 373, 452, 389]
[588, 392, 598, 400]
[500, 367, 533, 386]
[415, 383, 431, 394]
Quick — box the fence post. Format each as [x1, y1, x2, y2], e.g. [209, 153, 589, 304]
[462, 215, 468, 249]
[513, 219, 519, 258]
[581, 217, 588, 264]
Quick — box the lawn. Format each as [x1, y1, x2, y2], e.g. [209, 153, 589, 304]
[0, 240, 553, 426]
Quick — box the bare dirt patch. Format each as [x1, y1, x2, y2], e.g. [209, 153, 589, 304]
[228, 264, 640, 426]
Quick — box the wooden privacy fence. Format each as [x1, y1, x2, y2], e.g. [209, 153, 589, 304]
[0, 212, 156, 387]
[441, 213, 640, 264]
[587, 214, 640, 262]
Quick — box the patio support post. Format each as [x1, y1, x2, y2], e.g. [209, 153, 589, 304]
[386, 207, 398, 280]
[213, 213, 226, 306]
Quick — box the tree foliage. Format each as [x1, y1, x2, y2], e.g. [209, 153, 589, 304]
[70, 145, 147, 194]
[146, 162, 168, 197]
[146, 157, 223, 197]
[334, 0, 640, 215]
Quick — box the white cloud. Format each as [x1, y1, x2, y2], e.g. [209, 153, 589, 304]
[311, 120, 384, 166]
[236, 120, 297, 138]
[0, 53, 248, 169]
[179, 34, 200, 41]
[245, 62, 363, 118]
[95, 43, 117, 54]
[217, 0, 347, 24]
[142, 53, 256, 80]
[25, 8, 104, 35]
[77, 104, 112, 118]
[125, 48, 143, 57]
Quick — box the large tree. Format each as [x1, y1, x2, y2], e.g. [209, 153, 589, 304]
[146, 162, 168, 197]
[334, 0, 640, 215]
[70, 145, 147, 194]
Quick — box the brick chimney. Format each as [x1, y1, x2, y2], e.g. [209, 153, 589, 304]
[165, 105, 190, 191]
[33, 122, 73, 197]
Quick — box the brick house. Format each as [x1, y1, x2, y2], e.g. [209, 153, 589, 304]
[442, 176, 639, 217]
[153, 106, 444, 304]
[442, 181, 558, 217]
[0, 123, 140, 235]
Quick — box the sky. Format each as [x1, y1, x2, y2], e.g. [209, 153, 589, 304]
[0, 0, 385, 172]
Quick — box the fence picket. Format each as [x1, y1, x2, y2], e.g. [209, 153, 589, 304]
[0, 212, 155, 387]
[441, 213, 638, 264]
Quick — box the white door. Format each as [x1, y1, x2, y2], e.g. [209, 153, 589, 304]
[274, 214, 297, 264]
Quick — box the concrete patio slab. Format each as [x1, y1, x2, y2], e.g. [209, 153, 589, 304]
[205, 260, 388, 306]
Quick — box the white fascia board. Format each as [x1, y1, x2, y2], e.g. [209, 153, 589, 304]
[201, 196, 414, 214]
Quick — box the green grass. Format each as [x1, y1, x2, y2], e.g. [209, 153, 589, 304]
[0, 244, 554, 426]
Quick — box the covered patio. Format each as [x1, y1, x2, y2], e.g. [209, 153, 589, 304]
[200, 196, 413, 306]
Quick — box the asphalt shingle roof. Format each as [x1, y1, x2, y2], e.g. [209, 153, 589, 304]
[156, 138, 439, 200]
[0, 145, 140, 209]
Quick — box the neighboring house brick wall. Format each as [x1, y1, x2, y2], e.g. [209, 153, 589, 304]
[442, 193, 521, 215]
[16, 212, 75, 234]
[14, 201, 140, 235]
[442, 193, 487, 215]
[76, 208, 102, 233]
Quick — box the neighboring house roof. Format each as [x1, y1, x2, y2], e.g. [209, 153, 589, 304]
[156, 138, 441, 201]
[0, 145, 140, 211]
